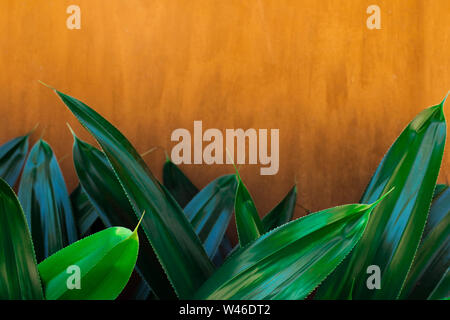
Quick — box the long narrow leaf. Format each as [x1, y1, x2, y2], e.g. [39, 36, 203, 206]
[194, 192, 391, 300]
[400, 185, 450, 299]
[316, 99, 447, 299]
[0, 178, 43, 299]
[54, 89, 214, 298]
[70, 185, 99, 237]
[0, 135, 29, 186]
[72, 135, 176, 299]
[235, 176, 263, 247]
[184, 174, 237, 258]
[18, 140, 78, 262]
[261, 185, 297, 232]
[163, 159, 199, 208]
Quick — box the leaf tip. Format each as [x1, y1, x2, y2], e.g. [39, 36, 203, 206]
[38, 80, 56, 91]
[371, 186, 395, 208]
[133, 210, 146, 234]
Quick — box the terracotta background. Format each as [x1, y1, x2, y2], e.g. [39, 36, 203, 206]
[1, 1, 449, 226]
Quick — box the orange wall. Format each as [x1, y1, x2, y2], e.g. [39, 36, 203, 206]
[1, 0, 449, 222]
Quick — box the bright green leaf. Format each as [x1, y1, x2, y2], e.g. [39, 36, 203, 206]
[316, 99, 447, 299]
[38, 225, 139, 300]
[194, 192, 391, 300]
[235, 176, 263, 247]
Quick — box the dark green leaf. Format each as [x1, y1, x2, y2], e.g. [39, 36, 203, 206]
[184, 174, 237, 258]
[72, 135, 176, 299]
[70, 185, 99, 237]
[54, 89, 214, 299]
[194, 193, 391, 300]
[316, 99, 447, 299]
[400, 185, 449, 299]
[427, 268, 449, 300]
[235, 176, 263, 247]
[0, 178, 43, 299]
[38, 226, 139, 300]
[18, 140, 78, 262]
[261, 185, 297, 232]
[163, 159, 199, 208]
[0, 135, 29, 186]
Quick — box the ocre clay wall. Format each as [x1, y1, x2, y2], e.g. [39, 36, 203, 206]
[0, 1, 449, 226]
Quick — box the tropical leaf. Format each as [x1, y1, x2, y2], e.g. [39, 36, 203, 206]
[70, 185, 99, 237]
[400, 185, 449, 299]
[71, 135, 175, 299]
[53, 88, 214, 299]
[18, 140, 78, 262]
[234, 175, 263, 247]
[184, 174, 237, 258]
[0, 135, 29, 186]
[194, 192, 391, 300]
[38, 224, 141, 300]
[0, 178, 43, 299]
[163, 159, 199, 208]
[261, 185, 297, 232]
[316, 99, 447, 299]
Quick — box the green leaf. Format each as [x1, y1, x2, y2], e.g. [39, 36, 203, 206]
[316, 99, 447, 299]
[54, 89, 214, 298]
[184, 174, 237, 258]
[0, 178, 44, 299]
[235, 176, 263, 247]
[70, 185, 99, 237]
[71, 135, 176, 299]
[18, 140, 78, 262]
[261, 185, 297, 233]
[427, 268, 449, 300]
[38, 225, 140, 300]
[400, 185, 449, 299]
[0, 135, 29, 186]
[163, 159, 199, 208]
[194, 192, 391, 300]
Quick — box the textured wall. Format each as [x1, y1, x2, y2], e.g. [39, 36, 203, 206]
[1, 1, 449, 226]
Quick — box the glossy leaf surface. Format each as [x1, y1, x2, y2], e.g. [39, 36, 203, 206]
[261, 185, 297, 232]
[70, 185, 99, 237]
[0, 178, 44, 299]
[316, 100, 447, 299]
[184, 174, 237, 258]
[18, 140, 77, 262]
[0, 135, 29, 186]
[195, 195, 389, 300]
[163, 159, 199, 208]
[234, 176, 263, 247]
[72, 136, 175, 299]
[400, 185, 450, 299]
[55, 89, 214, 298]
[38, 226, 139, 300]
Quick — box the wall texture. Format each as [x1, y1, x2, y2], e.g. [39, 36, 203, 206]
[1, 1, 449, 228]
